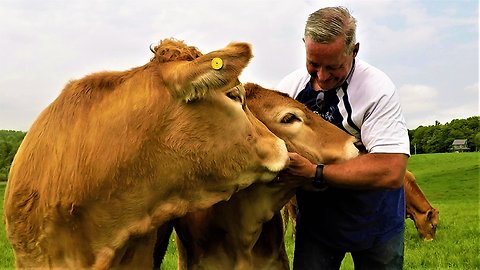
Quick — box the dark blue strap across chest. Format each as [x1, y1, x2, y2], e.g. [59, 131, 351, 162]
[295, 81, 360, 135]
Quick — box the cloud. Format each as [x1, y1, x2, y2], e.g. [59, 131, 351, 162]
[399, 83, 479, 129]
[465, 82, 479, 95]
[399, 84, 438, 113]
[399, 84, 440, 129]
[406, 102, 479, 129]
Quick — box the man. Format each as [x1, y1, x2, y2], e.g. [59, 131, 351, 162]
[276, 6, 410, 270]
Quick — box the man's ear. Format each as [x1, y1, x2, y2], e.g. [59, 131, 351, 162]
[353, 43, 360, 57]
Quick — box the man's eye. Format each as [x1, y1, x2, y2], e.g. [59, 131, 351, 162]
[336, 64, 343, 68]
[281, 113, 301, 124]
[327, 65, 342, 71]
[308, 62, 319, 68]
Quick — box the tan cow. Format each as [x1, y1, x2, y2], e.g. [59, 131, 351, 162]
[3, 39, 289, 269]
[404, 170, 439, 241]
[284, 170, 440, 241]
[168, 83, 360, 270]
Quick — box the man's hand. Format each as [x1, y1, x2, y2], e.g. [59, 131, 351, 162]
[287, 152, 317, 178]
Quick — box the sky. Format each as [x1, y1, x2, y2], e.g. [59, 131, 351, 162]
[1, 0, 478, 131]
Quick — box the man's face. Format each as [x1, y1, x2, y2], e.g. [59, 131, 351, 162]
[304, 36, 357, 91]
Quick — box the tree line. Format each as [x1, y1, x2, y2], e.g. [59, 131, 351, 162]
[409, 116, 479, 154]
[0, 116, 478, 181]
[0, 130, 26, 182]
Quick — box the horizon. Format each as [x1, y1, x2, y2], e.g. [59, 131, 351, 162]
[2, 116, 478, 133]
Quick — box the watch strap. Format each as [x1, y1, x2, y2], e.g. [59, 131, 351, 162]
[312, 164, 326, 188]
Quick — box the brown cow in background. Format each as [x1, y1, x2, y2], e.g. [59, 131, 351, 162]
[166, 83, 360, 270]
[284, 170, 440, 241]
[4, 39, 290, 269]
[404, 171, 439, 241]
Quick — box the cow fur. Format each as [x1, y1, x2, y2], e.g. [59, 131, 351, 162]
[4, 39, 289, 269]
[166, 83, 359, 270]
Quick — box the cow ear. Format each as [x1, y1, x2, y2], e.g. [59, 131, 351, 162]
[162, 42, 253, 102]
[425, 209, 434, 221]
[243, 82, 260, 99]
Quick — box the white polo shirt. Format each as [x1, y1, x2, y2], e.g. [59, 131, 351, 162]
[276, 59, 410, 156]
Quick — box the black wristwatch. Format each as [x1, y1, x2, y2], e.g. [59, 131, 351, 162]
[312, 164, 326, 188]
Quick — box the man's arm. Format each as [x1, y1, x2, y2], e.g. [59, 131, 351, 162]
[287, 152, 408, 189]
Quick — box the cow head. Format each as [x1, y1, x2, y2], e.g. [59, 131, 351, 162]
[412, 207, 439, 241]
[244, 83, 359, 166]
[147, 40, 289, 198]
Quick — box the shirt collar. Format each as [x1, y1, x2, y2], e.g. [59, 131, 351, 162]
[341, 59, 356, 90]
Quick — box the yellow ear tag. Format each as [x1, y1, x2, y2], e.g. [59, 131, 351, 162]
[211, 57, 223, 70]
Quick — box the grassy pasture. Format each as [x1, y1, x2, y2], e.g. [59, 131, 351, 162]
[1, 152, 479, 269]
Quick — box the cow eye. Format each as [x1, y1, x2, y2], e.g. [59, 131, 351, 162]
[280, 113, 300, 124]
[226, 89, 242, 103]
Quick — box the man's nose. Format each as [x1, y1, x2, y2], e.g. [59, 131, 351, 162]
[316, 67, 330, 81]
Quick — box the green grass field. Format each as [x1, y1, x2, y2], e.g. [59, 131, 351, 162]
[1, 152, 479, 269]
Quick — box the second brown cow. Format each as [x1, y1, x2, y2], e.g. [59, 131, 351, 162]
[166, 83, 360, 269]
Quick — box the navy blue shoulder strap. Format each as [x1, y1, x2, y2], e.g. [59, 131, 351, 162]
[341, 82, 361, 134]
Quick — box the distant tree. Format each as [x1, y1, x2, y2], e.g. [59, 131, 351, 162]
[0, 130, 26, 181]
[464, 117, 480, 150]
[411, 125, 436, 154]
[408, 129, 415, 154]
[474, 132, 480, 152]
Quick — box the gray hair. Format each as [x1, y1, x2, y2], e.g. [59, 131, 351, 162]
[304, 6, 357, 54]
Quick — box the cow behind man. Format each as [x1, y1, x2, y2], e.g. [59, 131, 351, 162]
[168, 83, 360, 270]
[4, 39, 289, 269]
[404, 171, 439, 241]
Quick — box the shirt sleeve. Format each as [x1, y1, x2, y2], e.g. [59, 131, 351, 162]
[275, 68, 311, 98]
[361, 88, 410, 156]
